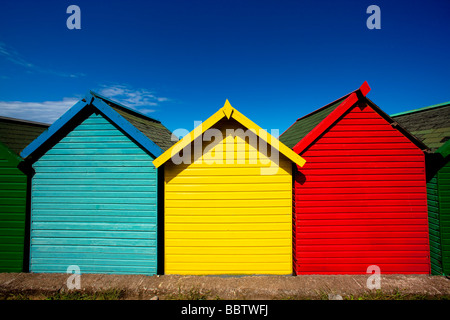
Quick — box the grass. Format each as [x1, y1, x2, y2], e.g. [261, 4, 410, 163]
[0, 289, 126, 300]
[343, 289, 450, 300]
[165, 287, 215, 300]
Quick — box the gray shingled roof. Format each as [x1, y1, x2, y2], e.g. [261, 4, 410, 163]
[279, 95, 348, 149]
[391, 102, 450, 152]
[0, 116, 50, 156]
[91, 92, 177, 152]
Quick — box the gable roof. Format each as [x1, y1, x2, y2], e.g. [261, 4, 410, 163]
[21, 92, 175, 161]
[90, 91, 176, 152]
[391, 101, 450, 152]
[0, 116, 49, 156]
[152, 100, 306, 168]
[279, 94, 350, 149]
[280, 81, 428, 155]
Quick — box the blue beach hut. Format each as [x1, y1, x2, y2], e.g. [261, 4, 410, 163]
[21, 91, 174, 275]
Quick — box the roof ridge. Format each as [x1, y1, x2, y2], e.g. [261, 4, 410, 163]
[90, 90, 161, 124]
[391, 101, 450, 117]
[0, 116, 50, 127]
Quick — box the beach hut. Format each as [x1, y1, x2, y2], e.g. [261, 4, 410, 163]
[391, 102, 450, 275]
[279, 82, 431, 274]
[152, 100, 306, 275]
[0, 116, 49, 272]
[20, 91, 174, 275]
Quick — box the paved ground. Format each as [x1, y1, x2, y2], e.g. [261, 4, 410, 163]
[1, 273, 450, 299]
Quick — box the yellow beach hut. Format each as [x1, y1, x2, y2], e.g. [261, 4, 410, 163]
[153, 100, 306, 275]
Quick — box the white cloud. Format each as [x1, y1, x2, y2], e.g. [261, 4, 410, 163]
[0, 97, 79, 124]
[97, 84, 169, 113]
[0, 85, 168, 124]
[0, 42, 85, 78]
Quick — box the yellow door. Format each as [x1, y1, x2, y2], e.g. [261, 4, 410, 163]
[164, 119, 293, 275]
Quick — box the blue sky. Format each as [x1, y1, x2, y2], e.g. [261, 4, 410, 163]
[0, 0, 449, 134]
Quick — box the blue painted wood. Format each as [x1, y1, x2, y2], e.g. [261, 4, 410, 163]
[30, 113, 158, 275]
[21, 93, 164, 159]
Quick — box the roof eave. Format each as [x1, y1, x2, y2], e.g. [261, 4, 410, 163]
[153, 100, 306, 168]
[21, 93, 164, 161]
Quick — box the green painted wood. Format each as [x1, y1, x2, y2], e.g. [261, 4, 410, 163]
[0, 142, 26, 272]
[30, 112, 158, 275]
[439, 153, 450, 275]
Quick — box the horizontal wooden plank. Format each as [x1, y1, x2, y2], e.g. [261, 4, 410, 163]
[45, 148, 148, 155]
[165, 207, 290, 216]
[296, 193, 425, 201]
[300, 155, 424, 163]
[297, 218, 428, 226]
[165, 215, 290, 224]
[297, 257, 430, 264]
[33, 191, 156, 199]
[31, 258, 156, 267]
[166, 183, 290, 193]
[295, 205, 427, 214]
[31, 245, 156, 254]
[297, 199, 426, 207]
[299, 186, 425, 195]
[32, 215, 157, 224]
[34, 166, 155, 172]
[32, 197, 156, 204]
[32, 209, 155, 216]
[31, 237, 155, 247]
[297, 237, 428, 246]
[165, 262, 291, 274]
[32, 203, 156, 210]
[297, 225, 428, 233]
[166, 198, 291, 208]
[295, 180, 426, 188]
[32, 230, 155, 239]
[330, 124, 396, 132]
[31, 251, 156, 260]
[166, 254, 290, 263]
[308, 143, 418, 151]
[30, 265, 156, 275]
[165, 230, 291, 239]
[304, 149, 423, 157]
[31, 222, 157, 231]
[33, 178, 156, 186]
[166, 222, 290, 231]
[165, 246, 291, 255]
[318, 136, 412, 144]
[296, 231, 429, 239]
[166, 191, 290, 200]
[52, 142, 141, 149]
[165, 238, 290, 248]
[38, 154, 152, 162]
[168, 175, 291, 184]
[299, 168, 424, 175]
[34, 185, 156, 192]
[166, 167, 290, 178]
[59, 135, 133, 143]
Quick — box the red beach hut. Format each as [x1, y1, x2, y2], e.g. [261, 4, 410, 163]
[280, 82, 431, 274]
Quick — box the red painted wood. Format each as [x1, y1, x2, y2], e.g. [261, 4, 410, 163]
[293, 101, 430, 275]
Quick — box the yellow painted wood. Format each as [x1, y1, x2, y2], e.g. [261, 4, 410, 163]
[166, 246, 291, 255]
[164, 118, 293, 275]
[153, 100, 306, 168]
[165, 207, 291, 216]
[164, 263, 292, 275]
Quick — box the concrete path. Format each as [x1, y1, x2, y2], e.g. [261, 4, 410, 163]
[1, 273, 450, 299]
